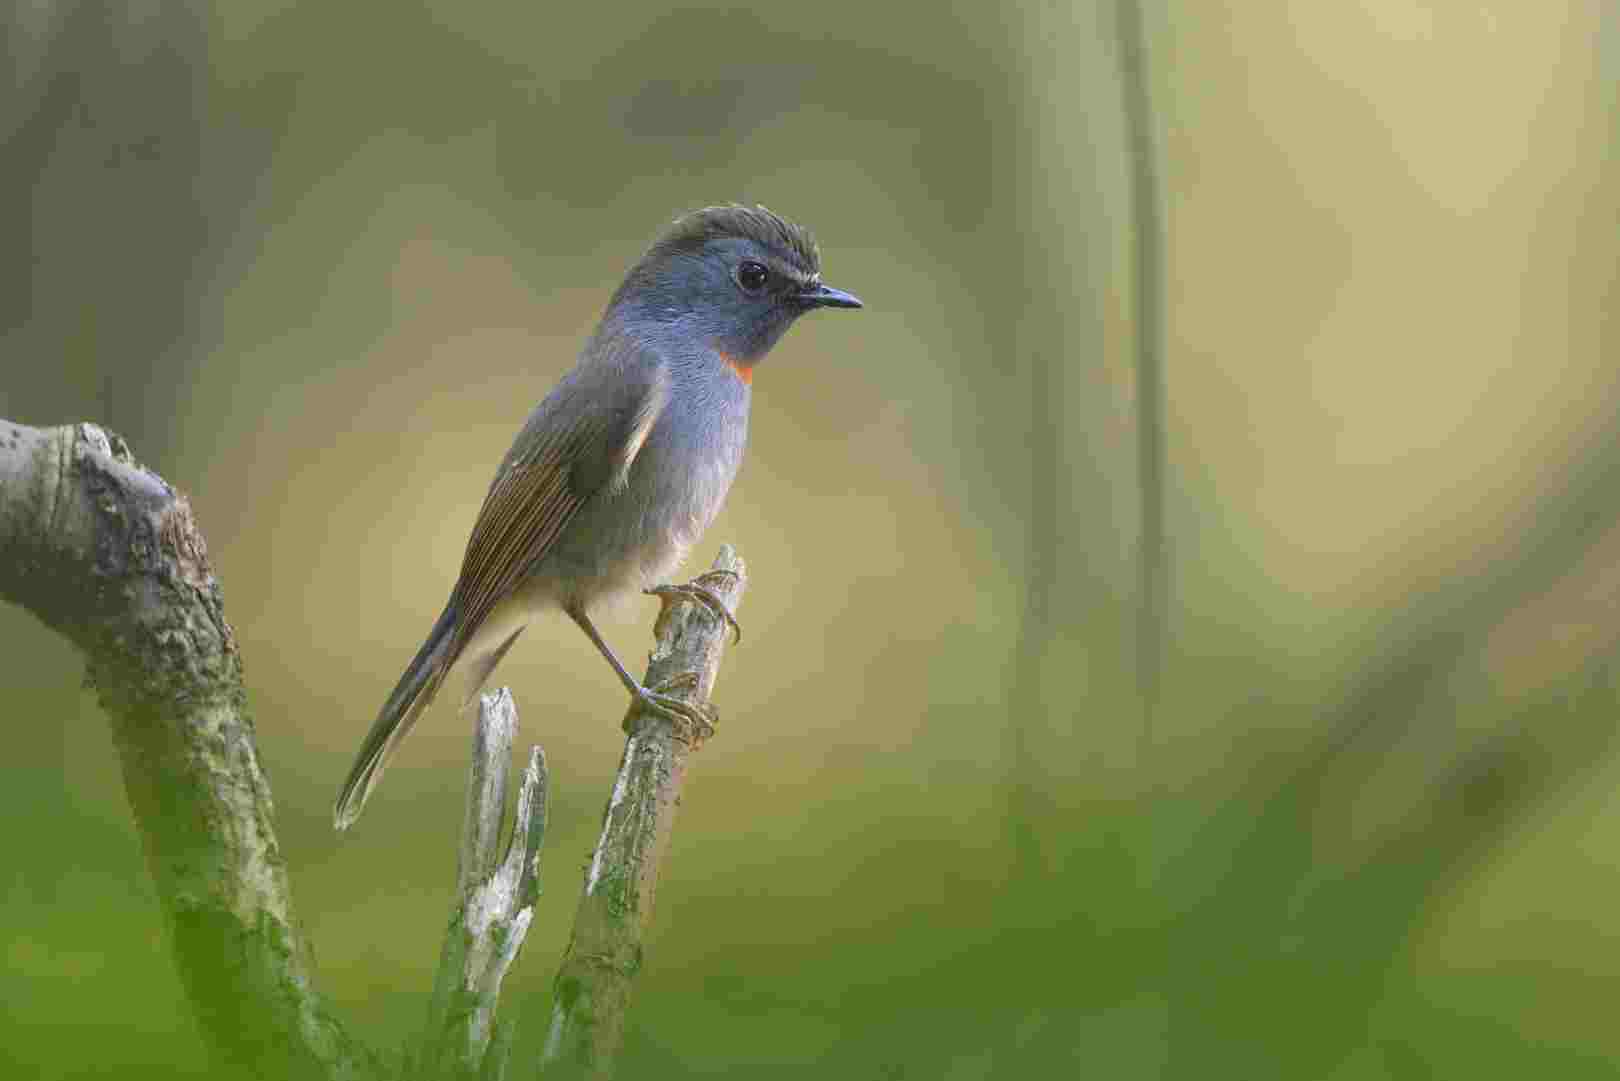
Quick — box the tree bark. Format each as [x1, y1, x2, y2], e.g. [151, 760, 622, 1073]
[418, 688, 549, 1081]
[0, 420, 376, 1080]
[1, 418, 750, 1079]
[540, 547, 747, 1079]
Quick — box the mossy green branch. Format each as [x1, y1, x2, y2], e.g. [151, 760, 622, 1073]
[0, 420, 377, 1080]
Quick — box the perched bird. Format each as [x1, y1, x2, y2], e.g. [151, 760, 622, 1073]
[334, 205, 862, 831]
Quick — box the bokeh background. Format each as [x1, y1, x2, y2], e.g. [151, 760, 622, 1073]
[5, 1, 1620, 1077]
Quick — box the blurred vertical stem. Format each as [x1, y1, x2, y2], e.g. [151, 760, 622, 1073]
[1116, 0, 1168, 757]
[1007, 332, 1060, 873]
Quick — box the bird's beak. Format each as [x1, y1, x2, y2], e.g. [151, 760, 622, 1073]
[800, 282, 863, 310]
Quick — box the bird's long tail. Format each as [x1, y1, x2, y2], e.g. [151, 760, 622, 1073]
[333, 603, 459, 832]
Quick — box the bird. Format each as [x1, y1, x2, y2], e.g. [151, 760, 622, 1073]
[333, 204, 862, 831]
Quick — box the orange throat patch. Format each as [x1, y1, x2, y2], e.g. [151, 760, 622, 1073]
[720, 352, 754, 385]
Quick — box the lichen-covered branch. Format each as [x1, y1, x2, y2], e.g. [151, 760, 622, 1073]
[418, 688, 549, 1081]
[540, 547, 748, 1079]
[1, 418, 747, 1080]
[0, 420, 376, 1080]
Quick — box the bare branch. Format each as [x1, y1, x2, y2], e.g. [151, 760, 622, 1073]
[419, 688, 550, 1080]
[540, 546, 748, 1079]
[0, 420, 376, 1080]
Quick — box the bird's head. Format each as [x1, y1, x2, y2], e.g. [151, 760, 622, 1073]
[611, 204, 862, 366]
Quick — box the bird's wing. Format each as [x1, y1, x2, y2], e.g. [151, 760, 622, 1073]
[449, 359, 669, 656]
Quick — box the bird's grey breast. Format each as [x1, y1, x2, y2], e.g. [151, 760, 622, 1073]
[627, 355, 750, 568]
[537, 350, 749, 605]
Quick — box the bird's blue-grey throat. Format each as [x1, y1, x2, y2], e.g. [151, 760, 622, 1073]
[334, 204, 862, 831]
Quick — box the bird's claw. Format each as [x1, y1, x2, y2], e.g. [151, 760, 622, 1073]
[646, 581, 742, 644]
[627, 675, 719, 747]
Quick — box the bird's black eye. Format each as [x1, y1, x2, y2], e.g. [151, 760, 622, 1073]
[736, 261, 769, 293]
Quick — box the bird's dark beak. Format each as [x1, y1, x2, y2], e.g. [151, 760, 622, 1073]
[800, 282, 863, 310]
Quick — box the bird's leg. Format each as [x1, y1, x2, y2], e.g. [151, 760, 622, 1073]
[566, 605, 718, 744]
[645, 570, 742, 644]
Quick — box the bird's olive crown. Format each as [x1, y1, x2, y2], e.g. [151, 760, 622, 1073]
[646, 204, 821, 281]
[606, 204, 851, 361]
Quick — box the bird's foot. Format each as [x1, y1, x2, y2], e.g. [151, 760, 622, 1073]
[646, 578, 742, 644]
[626, 672, 719, 746]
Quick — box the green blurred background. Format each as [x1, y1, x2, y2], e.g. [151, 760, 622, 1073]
[5, 1, 1620, 1077]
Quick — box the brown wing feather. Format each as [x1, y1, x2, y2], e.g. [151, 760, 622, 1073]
[334, 354, 667, 830]
[450, 428, 587, 653]
[447, 364, 668, 660]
